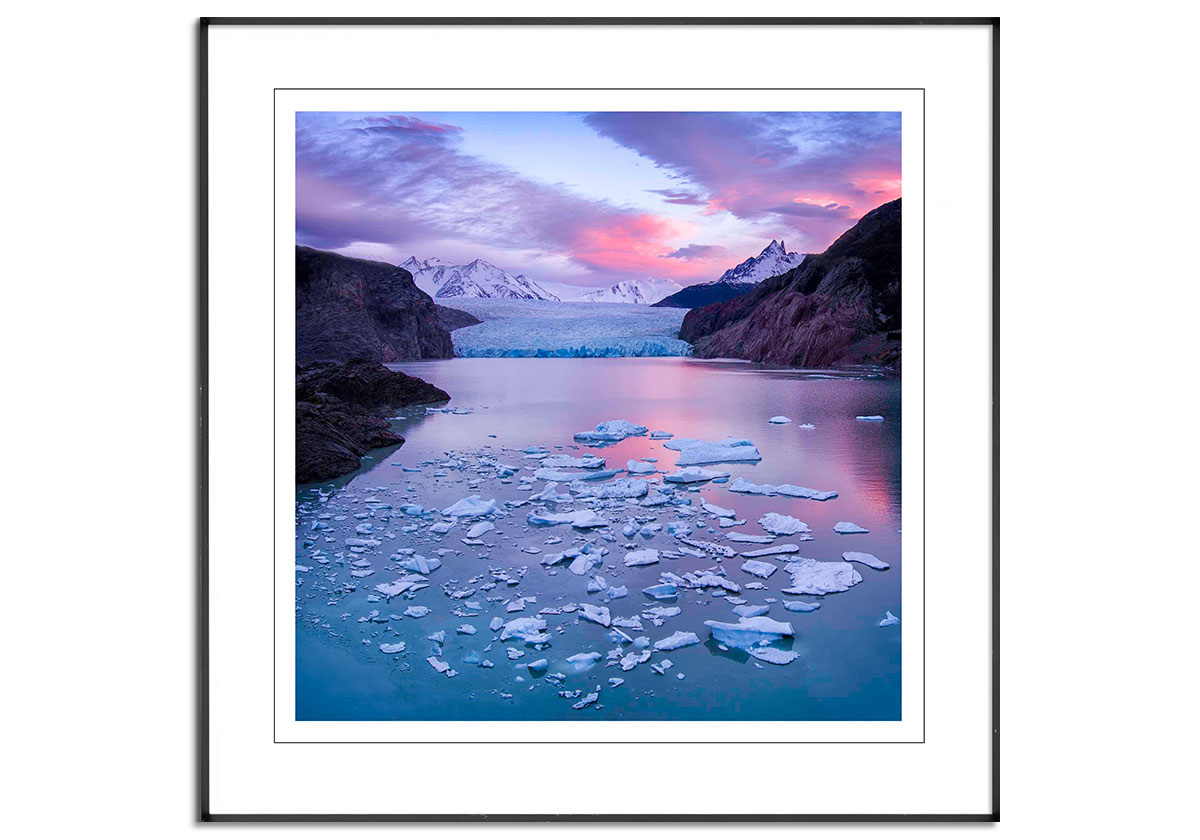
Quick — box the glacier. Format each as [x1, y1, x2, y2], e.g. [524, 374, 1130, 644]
[445, 299, 692, 358]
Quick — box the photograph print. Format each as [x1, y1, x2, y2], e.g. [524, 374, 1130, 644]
[293, 108, 905, 723]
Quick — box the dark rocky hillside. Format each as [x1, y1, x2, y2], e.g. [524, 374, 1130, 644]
[680, 199, 901, 368]
[296, 246, 453, 364]
[435, 304, 482, 332]
[652, 281, 756, 309]
[296, 361, 449, 484]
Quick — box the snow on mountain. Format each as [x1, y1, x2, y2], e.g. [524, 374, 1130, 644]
[402, 257, 561, 302]
[581, 280, 648, 305]
[705, 240, 807, 287]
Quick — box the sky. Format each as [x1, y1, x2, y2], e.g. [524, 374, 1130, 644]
[296, 111, 901, 292]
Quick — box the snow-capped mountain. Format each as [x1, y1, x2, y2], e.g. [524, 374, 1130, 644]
[581, 280, 648, 305]
[709, 239, 806, 286]
[401, 257, 561, 301]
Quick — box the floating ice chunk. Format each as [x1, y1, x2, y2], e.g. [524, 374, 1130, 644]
[489, 616, 504, 631]
[733, 604, 770, 618]
[684, 571, 740, 592]
[702, 501, 736, 517]
[742, 545, 801, 558]
[650, 430, 673, 439]
[856, 415, 884, 422]
[798, 423, 815, 430]
[748, 647, 799, 665]
[782, 557, 863, 595]
[466, 522, 494, 539]
[427, 657, 456, 677]
[579, 603, 611, 627]
[666, 437, 762, 466]
[664, 466, 731, 483]
[843, 551, 889, 570]
[374, 575, 424, 599]
[758, 513, 811, 535]
[740, 559, 779, 579]
[608, 677, 625, 687]
[678, 537, 737, 558]
[499, 617, 549, 642]
[442, 496, 501, 517]
[573, 420, 648, 442]
[727, 532, 775, 544]
[535, 468, 596, 482]
[704, 617, 795, 650]
[834, 521, 870, 534]
[457, 624, 477, 635]
[643, 606, 681, 620]
[569, 478, 648, 498]
[654, 631, 701, 651]
[783, 600, 821, 613]
[879, 611, 901, 627]
[622, 518, 639, 537]
[404, 606, 431, 618]
[642, 584, 678, 600]
[729, 477, 776, 495]
[623, 548, 660, 567]
[776, 485, 838, 501]
[379, 642, 406, 654]
[572, 692, 600, 710]
[529, 482, 573, 503]
[526, 509, 610, 529]
[619, 650, 652, 671]
[569, 556, 594, 576]
[527, 658, 548, 672]
[566, 651, 603, 671]
[399, 556, 441, 574]
[666, 521, 692, 537]
[768, 416, 792, 424]
[542, 454, 606, 469]
[506, 598, 527, 613]
[626, 460, 657, 475]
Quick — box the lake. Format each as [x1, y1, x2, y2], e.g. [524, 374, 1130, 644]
[295, 357, 902, 721]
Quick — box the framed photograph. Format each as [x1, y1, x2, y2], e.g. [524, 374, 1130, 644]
[201, 16, 998, 821]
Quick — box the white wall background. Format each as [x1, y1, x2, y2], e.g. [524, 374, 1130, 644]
[2, 0, 1196, 836]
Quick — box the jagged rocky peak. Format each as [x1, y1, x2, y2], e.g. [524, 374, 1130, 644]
[581, 280, 648, 305]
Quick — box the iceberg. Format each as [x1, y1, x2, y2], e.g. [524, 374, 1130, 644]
[499, 617, 549, 643]
[843, 551, 889, 570]
[740, 559, 779, 579]
[567, 651, 603, 671]
[623, 548, 660, 567]
[569, 478, 648, 498]
[768, 416, 792, 424]
[741, 544, 801, 558]
[642, 584, 678, 600]
[398, 556, 441, 575]
[529, 482, 573, 503]
[650, 430, 674, 439]
[783, 600, 821, 613]
[663, 466, 731, 483]
[578, 603, 611, 627]
[379, 642, 406, 654]
[733, 604, 770, 618]
[654, 631, 701, 651]
[856, 415, 885, 422]
[729, 477, 836, 500]
[404, 606, 431, 618]
[758, 512, 811, 536]
[626, 459, 657, 474]
[834, 521, 870, 534]
[703, 617, 795, 649]
[748, 647, 799, 665]
[526, 509, 610, 528]
[727, 532, 775, 544]
[442, 496, 500, 517]
[665, 437, 762, 466]
[573, 420, 648, 442]
[465, 522, 494, 539]
[702, 501, 736, 518]
[879, 611, 901, 627]
[782, 557, 863, 595]
[542, 454, 606, 469]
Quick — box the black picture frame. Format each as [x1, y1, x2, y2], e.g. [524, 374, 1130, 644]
[198, 16, 1000, 823]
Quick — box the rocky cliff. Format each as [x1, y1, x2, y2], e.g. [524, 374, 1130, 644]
[296, 246, 453, 364]
[296, 361, 449, 484]
[679, 199, 901, 368]
[652, 280, 756, 309]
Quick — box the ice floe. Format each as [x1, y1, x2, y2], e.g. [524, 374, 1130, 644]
[782, 557, 863, 595]
[748, 647, 799, 665]
[842, 551, 889, 570]
[729, 477, 837, 500]
[855, 415, 885, 422]
[740, 559, 779, 579]
[703, 617, 794, 649]
[758, 512, 811, 536]
[573, 420, 648, 442]
[526, 509, 610, 529]
[623, 548, 660, 567]
[768, 416, 792, 424]
[834, 521, 870, 534]
[663, 466, 731, 483]
[442, 496, 501, 517]
[626, 460, 657, 474]
[654, 631, 701, 651]
[666, 437, 762, 466]
[569, 478, 648, 498]
[879, 611, 901, 627]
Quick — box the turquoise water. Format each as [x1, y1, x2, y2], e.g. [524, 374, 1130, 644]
[296, 357, 902, 721]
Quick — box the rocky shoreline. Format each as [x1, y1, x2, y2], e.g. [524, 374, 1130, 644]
[296, 361, 449, 484]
